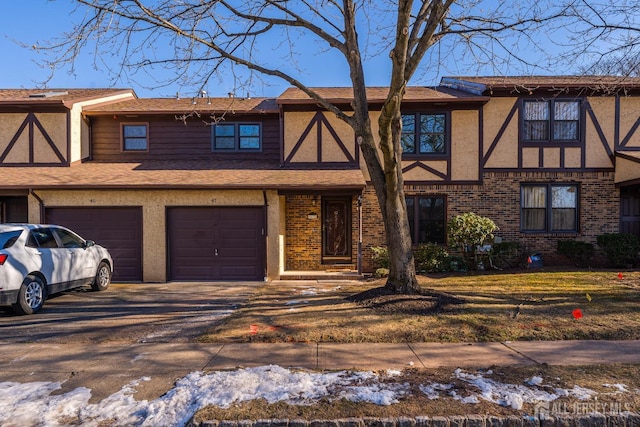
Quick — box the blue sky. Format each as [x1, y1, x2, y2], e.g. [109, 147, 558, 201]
[0, 1, 603, 99]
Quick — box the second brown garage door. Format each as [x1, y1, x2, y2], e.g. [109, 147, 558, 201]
[45, 207, 143, 282]
[167, 206, 265, 281]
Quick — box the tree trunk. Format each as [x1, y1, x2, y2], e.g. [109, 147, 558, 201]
[353, 100, 419, 294]
[342, 0, 419, 295]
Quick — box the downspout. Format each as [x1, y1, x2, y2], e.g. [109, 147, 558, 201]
[263, 189, 269, 281]
[29, 189, 45, 223]
[357, 192, 363, 274]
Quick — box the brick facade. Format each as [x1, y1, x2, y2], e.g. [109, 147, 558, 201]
[358, 171, 619, 272]
[285, 194, 359, 271]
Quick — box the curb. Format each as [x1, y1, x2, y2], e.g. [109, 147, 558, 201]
[191, 412, 640, 427]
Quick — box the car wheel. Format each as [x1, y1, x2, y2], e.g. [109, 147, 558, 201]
[13, 275, 46, 315]
[91, 261, 111, 291]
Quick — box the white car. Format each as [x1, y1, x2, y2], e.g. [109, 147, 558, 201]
[0, 224, 113, 315]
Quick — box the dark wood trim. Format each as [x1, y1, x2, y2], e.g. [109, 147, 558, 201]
[403, 179, 483, 185]
[0, 115, 29, 163]
[484, 166, 614, 173]
[278, 189, 362, 196]
[478, 106, 484, 183]
[585, 100, 614, 159]
[279, 105, 285, 166]
[284, 112, 318, 163]
[33, 113, 67, 163]
[318, 113, 355, 162]
[620, 117, 640, 148]
[284, 111, 356, 165]
[616, 151, 640, 163]
[402, 161, 448, 180]
[483, 100, 519, 167]
[615, 95, 621, 149]
[317, 112, 322, 162]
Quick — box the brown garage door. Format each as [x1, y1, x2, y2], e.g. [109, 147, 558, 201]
[45, 207, 143, 282]
[167, 207, 265, 281]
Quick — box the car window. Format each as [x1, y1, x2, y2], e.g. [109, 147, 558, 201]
[0, 230, 22, 249]
[29, 228, 59, 249]
[53, 228, 85, 249]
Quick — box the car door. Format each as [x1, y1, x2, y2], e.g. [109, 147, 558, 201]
[25, 228, 68, 286]
[51, 227, 97, 282]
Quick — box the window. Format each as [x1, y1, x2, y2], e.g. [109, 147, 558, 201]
[27, 228, 59, 248]
[401, 113, 446, 154]
[406, 196, 446, 243]
[212, 123, 261, 151]
[523, 100, 580, 142]
[0, 230, 22, 249]
[521, 184, 578, 232]
[122, 124, 148, 151]
[53, 228, 85, 249]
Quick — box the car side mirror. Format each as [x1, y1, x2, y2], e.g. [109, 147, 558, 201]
[84, 240, 95, 249]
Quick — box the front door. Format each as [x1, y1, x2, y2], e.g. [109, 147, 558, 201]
[620, 186, 640, 238]
[322, 197, 351, 263]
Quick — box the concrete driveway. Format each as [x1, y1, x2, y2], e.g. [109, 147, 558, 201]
[0, 282, 264, 344]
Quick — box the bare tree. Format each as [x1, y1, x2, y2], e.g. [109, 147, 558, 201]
[559, 0, 640, 77]
[37, 0, 616, 293]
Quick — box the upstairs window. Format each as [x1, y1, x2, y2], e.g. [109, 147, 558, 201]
[212, 123, 261, 151]
[521, 184, 578, 232]
[406, 196, 446, 244]
[401, 113, 447, 155]
[523, 100, 580, 142]
[122, 124, 148, 151]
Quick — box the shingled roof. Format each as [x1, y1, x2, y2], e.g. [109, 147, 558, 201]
[84, 96, 279, 115]
[442, 76, 640, 95]
[0, 160, 365, 190]
[277, 86, 489, 104]
[0, 88, 135, 108]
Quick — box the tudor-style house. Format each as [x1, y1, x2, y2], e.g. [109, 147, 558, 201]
[1, 76, 639, 282]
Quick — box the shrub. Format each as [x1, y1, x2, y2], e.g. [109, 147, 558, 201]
[413, 243, 450, 273]
[447, 212, 498, 251]
[447, 212, 498, 269]
[557, 240, 595, 267]
[596, 233, 640, 267]
[370, 246, 389, 269]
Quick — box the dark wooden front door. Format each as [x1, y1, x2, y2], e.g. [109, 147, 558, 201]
[621, 186, 640, 238]
[322, 197, 351, 263]
[167, 207, 265, 281]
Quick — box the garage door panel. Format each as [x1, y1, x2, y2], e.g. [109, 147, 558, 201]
[45, 207, 143, 282]
[168, 207, 264, 281]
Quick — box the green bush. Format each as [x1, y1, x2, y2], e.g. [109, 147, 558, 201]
[447, 212, 498, 252]
[596, 233, 640, 267]
[413, 243, 450, 273]
[370, 246, 389, 269]
[557, 240, 595, 267]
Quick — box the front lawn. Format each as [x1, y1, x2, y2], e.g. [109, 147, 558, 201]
[199, 270, 640, 343]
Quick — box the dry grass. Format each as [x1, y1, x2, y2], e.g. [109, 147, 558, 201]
[199, 269, 640, 343]
[192, 364, 640, 422]
[194, 270, 640, 423]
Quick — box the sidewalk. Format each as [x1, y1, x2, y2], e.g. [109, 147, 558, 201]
[1, 339, 639, 403]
